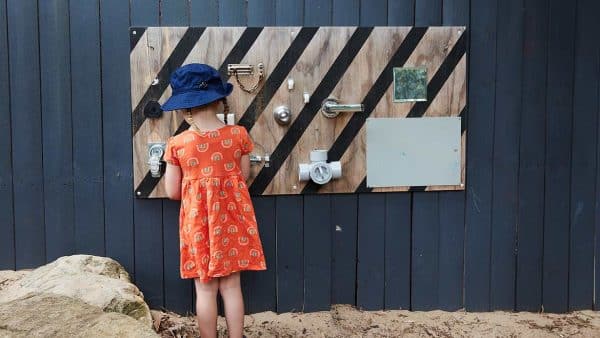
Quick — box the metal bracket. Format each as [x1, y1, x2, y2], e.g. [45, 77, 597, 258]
[147, 142, 166, 178]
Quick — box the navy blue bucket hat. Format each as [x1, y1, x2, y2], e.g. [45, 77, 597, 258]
[161, 63, 233, 111]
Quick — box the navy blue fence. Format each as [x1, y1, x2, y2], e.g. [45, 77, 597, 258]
[1, 0, 599, 314]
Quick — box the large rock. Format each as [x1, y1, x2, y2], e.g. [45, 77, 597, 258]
[0, 255, 152, 327]
[0, 293, 158, 338]
[0, 270, 30, 292]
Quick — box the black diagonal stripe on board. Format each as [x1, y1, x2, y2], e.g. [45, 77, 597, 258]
[130, 27, 147, 51]
[237, 27, 319, 130]
[135, 28, 263, 198]
[248, 27, 374, 195]
[132, 27, 205, 135]
[355, 104, 468, 193]
[406, 32, 466, 118]
[299, 27, 428, 194]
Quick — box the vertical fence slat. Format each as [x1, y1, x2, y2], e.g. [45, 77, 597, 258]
[384, 194, 411, 309]
[276, 196, 304, 312]
[301, 0, 333, 313]
[161, 0, 189, 26]
[0, 0, 15, 270]
[330, 0, 359, 308]
[304, 0, 331, 26]
[515, 0, 547, 312]
[384, 0, 414, 311]
[100, 0, 134, 273]
[219, 0, 247, 26]
[331, 194, 358, 305]
[464, 0, 497, 311]
[70, 0, 105, 257]
[131, 0, 165, 310]
[542, 0, 576, 313]
[276, 0, 303, 25]
[246, 196, 277, 312]
[190, 0, 218, 25]
[568, 0, 599, 311]
[489, 0, 523, 310]
[244, 0, 277, 314]
[8, 0, 45, 269]
[248, 0, 275, 26]
[439, 0, 468, 312]
[303, 195, 332, 311]
[332, 0, 358, 25]
[411, 0, 442, 311]
[357, 194, 385, 310]
[39, 0, 74, 262]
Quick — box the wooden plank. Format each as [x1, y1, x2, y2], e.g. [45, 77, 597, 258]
[219, 0, 247, 26]
[242, 0, 277, 314]
[70, 0, 105, 256]
[301, 3, 331, 312]
[39, 0, 74, 261]
[387, 0, 415, 25]
[331, 194, 357, 305]
[248, 0, 275, 26]
[543, 0, 576, 313]
[384, 194, 411, 310]
[131, 0, 165, 309]
[160, 0, 189, 25]
[100, 0, 134, 273]
[568, 0, 599, 311]
[0, 0, 14, 270]
[415, 0, 441, 25]
[243, 196, 277, 313]
[359, 0, 386, 25]
[332, 0, 359, 25]
[163, 200, 194, 313]
[275, 0, 303, 25]
[411, 193, 439, 310]
[464, 0, 497, 311]
[8, 0, 45, 268]
[490, 0, 523, 311]
[303, 195, 331, 311]
[304, 0, 331, 26]
[439, 0, 468, 312]
[356, 194, 385, 310]
[410, 0, 441, 311]
[190, 0, 218, 25]
[276, 196, 304, 312]
[515, 0, 548, 312]
[330, 0, 358, 308]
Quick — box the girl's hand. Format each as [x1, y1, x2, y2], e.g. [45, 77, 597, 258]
[164, 163, 182, 200]
[240, 154, 250, 181]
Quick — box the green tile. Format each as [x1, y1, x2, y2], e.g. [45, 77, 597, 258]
[393, 67, 428, 102]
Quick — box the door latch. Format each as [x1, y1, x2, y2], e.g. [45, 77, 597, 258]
[227, 63, 264, 93]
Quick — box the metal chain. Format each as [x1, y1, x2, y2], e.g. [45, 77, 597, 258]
[232, 64, 264, 93]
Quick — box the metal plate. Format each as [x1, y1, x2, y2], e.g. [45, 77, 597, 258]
[393, 67, 427, 102]
[366, 117, 461, 187]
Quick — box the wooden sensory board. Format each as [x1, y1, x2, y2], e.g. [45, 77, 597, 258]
[130, 26, 467, 198]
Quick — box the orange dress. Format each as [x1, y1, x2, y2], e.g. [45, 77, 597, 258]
[164, 125, 266, 282]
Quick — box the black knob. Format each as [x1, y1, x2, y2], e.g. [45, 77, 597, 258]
[143, 100, 163, 119]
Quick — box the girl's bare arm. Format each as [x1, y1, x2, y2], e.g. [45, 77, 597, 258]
[240, 154, 250, 181]
[164, 163, 182, 200]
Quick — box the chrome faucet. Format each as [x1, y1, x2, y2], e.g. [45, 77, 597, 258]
[321, 97, 364, 118]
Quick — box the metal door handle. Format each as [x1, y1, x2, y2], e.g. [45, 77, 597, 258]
[321, 97, 363, 118]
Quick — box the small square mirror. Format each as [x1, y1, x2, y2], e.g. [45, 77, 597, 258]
[393, 67, 428, 102]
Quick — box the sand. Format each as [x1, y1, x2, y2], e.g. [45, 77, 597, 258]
[151, 304, 600, 337]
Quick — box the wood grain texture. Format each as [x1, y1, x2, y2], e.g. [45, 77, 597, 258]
[131, 26, 466, 196]
[39, 0, 75, 261]
[0, 0, 15, 269]
[8, 0, 45, 268]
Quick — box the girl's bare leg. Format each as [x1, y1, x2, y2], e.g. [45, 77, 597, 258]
[194, 278, 219, 338]
[218, 272, 244, 338]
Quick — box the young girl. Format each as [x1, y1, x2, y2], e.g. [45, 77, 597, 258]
[161, 63, 266, 338]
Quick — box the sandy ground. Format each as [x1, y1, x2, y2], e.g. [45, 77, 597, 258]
[151, 304, 600, 337]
